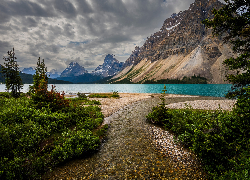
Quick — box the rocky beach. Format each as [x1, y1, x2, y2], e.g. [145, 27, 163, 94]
[44, 93, 235, 179]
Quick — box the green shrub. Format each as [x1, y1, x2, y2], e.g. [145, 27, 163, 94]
[146, 86, 250, 179]
[77, 92, 87, 100]
[88, 94, 108, 98]
[111, 91, 120, 98]
[0, 96, 105, 179]
[147, 105, 250, 179]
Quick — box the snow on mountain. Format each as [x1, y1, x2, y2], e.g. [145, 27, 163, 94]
[92, 54, 124, 77]
[60, 62, 88, 77]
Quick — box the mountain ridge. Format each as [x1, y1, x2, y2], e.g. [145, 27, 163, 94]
[112, 0, 235, 84]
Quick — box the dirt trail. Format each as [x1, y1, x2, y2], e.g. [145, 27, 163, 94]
[43, 96, 224, 179]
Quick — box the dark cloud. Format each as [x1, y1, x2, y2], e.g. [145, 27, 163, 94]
[63, 23, 75, 39]
[21, 17, 38, 28]
[0, 0, 225, 72]
[0, 24, 12, 34]
[54, 0, 77, 18]
[0, 0, 55, 20]
[47, 25, 64, 41]
[0, 5, 11, 23]
[46, 45, 60, 54]
[76, 0, 93, 14]
[0, 41, 12, 56]
[83, 60, 95, 66]
[97, 33, 132, 44]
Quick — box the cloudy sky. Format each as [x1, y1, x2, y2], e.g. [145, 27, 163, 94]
[0, 0, 224, 73]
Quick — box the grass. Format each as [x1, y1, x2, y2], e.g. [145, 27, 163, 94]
[88, 92, 120, 98]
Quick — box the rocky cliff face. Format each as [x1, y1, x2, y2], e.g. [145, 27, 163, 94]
[60, 62, 88, 77]
[113, 0, 235, 84]
[92, 54, 124, 77]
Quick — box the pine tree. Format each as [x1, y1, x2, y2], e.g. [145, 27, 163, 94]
[29, 57, 48, 104]
[1, 48, 23, 97]
[203, 0, 250, 98]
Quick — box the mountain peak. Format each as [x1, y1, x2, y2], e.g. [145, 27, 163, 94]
[60, 62, 88, 77]
[92, 54, 124, 77]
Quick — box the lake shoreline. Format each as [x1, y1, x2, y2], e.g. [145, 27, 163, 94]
[82, 93, 235, 118]
[0, 84, 232, 97]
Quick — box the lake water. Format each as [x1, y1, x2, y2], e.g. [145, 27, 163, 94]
[0, 84, 232, 97]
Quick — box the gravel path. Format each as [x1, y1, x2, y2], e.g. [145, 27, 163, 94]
[43, 95, 233, 179]
[166, 99, 236, 111]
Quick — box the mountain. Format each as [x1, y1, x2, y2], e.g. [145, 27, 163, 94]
[21, 67, 60, 79]
[92, 54, 124, 77]
[47, 69, 60, 79]
[57, 62, 101, 83]
[21, 67, 36, 75]
[56, 74, 102, 84]
[0, 65, 4, 83]
[112, 0, 235, 84]
[60, 62, 88, 77]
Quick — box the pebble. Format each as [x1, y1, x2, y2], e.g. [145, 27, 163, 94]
[43, 95, 229, 179]
[166, 99, 236, 111]
[148, 125, 199, 166]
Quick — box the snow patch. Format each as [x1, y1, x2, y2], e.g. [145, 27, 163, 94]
[166, 22, 180, 31]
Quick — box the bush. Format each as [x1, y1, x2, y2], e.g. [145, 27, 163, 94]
[146, 85, 250, 179]
[111, 91, 119, 98]
[0, 96, 105, 179]
[77, 92, 87, 100]
[147, 105, 250, 179]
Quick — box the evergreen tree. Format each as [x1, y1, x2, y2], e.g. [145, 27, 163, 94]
[203, 0, 250, 99]
[1, 48, 23, 97]
[33, 57, 48, 94]
[29, 57, 48, 103]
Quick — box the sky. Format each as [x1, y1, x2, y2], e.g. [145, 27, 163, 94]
[0, 0, 224, 73]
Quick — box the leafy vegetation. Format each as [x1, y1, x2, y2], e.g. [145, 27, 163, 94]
[148, 103, 249, 179]
[0, 58, 107, 179]
[70, 93, 101, 106]
[203, 0, 250, 99]
[27, 58, 71, 112]
[88, 92, 120, 98]
[147, 83, 250, 179]
[147, 104, 250, 179]
[173, 1, 250, 178]
[56, 73, 102, 84]
[108, 75, 207, 84]
[143, 75, 207, 84]
[0, 95, 105, 179]
[111, 91, 120, 98]
[1, 48, 23, 97]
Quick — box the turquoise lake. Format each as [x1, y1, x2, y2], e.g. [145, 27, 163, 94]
[0, 84, 232, 97]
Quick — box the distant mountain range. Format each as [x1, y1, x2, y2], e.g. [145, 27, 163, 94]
[21, 67, 61, 79]
[7, 0, 234, 85]
[0, 64, 72, 84]
[22, 67, 36, 75]
[19, 54, 124, 84]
